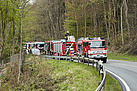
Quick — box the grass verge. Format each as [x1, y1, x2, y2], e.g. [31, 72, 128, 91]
[104, 73, 122, 91]
[0, 56, 121, 90]
[108, 52, 137, 62]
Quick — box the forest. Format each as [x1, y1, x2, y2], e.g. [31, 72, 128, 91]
[0, 0, 137, 60]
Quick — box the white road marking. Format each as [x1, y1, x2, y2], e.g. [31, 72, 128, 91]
[106, 69, 131, 91]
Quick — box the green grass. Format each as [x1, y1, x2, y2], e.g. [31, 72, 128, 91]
[49, 59, 122, 91]
[108, 52, 137, 62]
[104, 73, 122, 91]
[48, 59, 100, 91]
[0, 56, 122, 91]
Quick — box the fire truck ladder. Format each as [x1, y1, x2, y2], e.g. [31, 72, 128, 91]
[65, 43, 73, 55]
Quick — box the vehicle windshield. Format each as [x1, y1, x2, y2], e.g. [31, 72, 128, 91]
[89, 41, 105, 48]
[30, 44, 35, 48]
[37, 44, 44, 47]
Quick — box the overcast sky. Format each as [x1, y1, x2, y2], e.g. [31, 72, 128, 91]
[29, 0, 35, 4]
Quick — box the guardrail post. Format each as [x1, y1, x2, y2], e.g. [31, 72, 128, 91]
[96, 62, 98, 71]
[59, 54, 60, 61]
[88, 58, 89, 66]
[92, 60, 94, 68]
[101, 72, 104, 81]
[78, 56, 79, 63]
[99, 60, 103, 76]
[71, 57, 73, 62]
[99, 65, 100, 76]
[101, 65, 104, 81]
[83, 57, 84, 64]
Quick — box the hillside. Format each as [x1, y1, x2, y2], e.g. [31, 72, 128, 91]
[0, 56, 121, 90]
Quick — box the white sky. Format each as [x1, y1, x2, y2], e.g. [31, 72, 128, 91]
[29, 0, 35, 4]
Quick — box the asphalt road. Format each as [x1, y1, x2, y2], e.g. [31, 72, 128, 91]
[104, 60, 137, 91]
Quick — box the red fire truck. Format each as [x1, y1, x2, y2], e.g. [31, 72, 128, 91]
[77, 37, 107, 63]
[52, 38, 77, 56]
[44, 35, 77, 56]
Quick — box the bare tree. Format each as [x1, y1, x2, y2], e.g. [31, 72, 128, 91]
[84, 0, 87, 37]
[103, 0, 109, 43]
[124, 0, 130, 38]
[121, 0, 124, 45]
[74, 0, 79, 39]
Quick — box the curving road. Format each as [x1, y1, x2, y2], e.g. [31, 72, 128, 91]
[45, 55, 137, 91]
[104, 60, 137, 91]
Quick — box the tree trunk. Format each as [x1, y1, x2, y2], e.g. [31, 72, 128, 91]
[124, 0, 130, 38]
[112, 0, 117, 42]
[74, 0, 79, 39]
[18, 5, 23, 84]
[12, 20, 15, 55]
[121, 2, 124, 45]
[93, 4, 97, 37]
[84, 0, 87, 37]
[49, 11, 57, 39]
[108, 0, 111, 42]
[103, 0, 109, 43]
[0, 11, 3, 58]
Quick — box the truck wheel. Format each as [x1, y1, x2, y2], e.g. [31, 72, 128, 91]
[103, 58, 107, 63]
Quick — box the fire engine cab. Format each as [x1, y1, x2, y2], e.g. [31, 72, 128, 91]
[77, 37, 107, 63]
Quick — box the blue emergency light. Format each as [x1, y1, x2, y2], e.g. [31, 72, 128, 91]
[89, 38, 92, 40]
[101, 38, 104, 40]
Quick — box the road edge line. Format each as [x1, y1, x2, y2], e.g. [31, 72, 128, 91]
[106, 69, 131, 91]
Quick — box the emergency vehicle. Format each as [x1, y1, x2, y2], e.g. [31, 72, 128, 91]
[44, 41, 53, 55]
[44, 36, 77, 56]
[23, 42, 44, 54]
[22, 42, 35, 54]
[77, 37, 107, 63]
[52, 39, 77, 56]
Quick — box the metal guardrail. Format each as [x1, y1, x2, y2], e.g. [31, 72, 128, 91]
[10, 52, 25, 65]
[45, 55, 106, 91]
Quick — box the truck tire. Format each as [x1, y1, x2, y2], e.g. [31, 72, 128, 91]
[103, 58, 107, 63]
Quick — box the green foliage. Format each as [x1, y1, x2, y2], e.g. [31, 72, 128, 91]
[108, 52, 137, 62]
[0, 0, 32, 60]
[1, 56, 122, 90]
